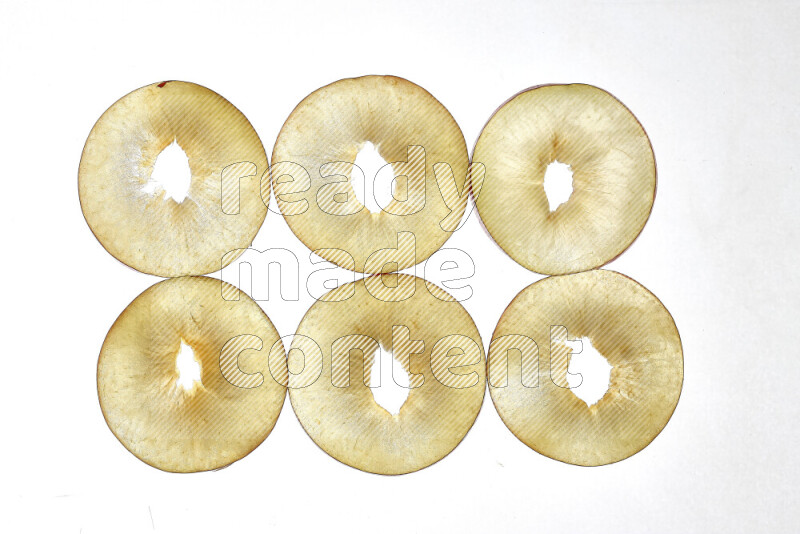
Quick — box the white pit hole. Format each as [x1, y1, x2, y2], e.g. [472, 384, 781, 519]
[175, 340, 202, 391]
[543, 160, 573, 212]
[567, 337, 612, 407]
[352, 141, 396, 213]
[368, 348, 410, 415]
[145, 140, 192, 203]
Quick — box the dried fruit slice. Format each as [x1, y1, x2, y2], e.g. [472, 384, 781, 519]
[272, 75, 469, 273]
[488, 270, 682, 466]
[97, 276, 285, 472]
[79, 81, 268, 277]
[473, 84, 656, 275]
[288, 275, 485, 474]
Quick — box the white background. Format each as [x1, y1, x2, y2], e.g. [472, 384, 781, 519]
[2, 0, 798, 532]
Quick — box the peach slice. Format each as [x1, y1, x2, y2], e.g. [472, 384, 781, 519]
[473, 84, 656, 275]
[288, 275, 485, 474]
[488, 270, 683, 466]
[79, 81, 268, 277]
[272, 75, 469, 273]
[97, 276, 285, 472]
